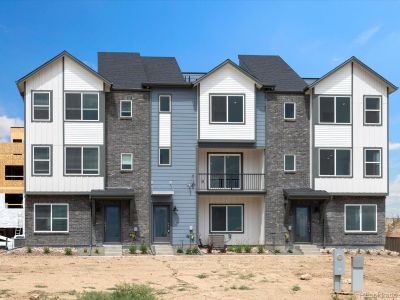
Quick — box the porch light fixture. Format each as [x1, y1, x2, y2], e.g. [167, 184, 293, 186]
[173, 206, 178, 212]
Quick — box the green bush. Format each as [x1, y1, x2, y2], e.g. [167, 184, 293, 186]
[140, 244, 148, 254]
[191, 247, 200, 255]
[292, 284, 301, 292]
[287, 249, 293, 254]
[176, 247, 184, 254]
[79, 283, 156, 300]
[227, 246, 235, 252]
[83, 248, 88, 253]
[95, 248, 99, 255]
[185, 247, 192, 255]
[234, 245, 243, 254]
[274, 249, 281, 254]
[129, 245, 137, 254]
[43, 247, 50, 254]
[64, 247, 73, 256]
[26, 246, 32, 254]
[257, 245, 265, 254]
[244, 245, 252, 253]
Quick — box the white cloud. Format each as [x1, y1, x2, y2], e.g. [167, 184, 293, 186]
[353, 25, 381, 46]
[390, 143, 400, 151]
[0, 115, 24, 142]
[387, 176, 400, 217]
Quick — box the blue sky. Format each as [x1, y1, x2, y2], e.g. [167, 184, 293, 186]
[0, 0, 399, 214]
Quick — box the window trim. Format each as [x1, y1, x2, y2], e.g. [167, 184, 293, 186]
[32, 91, 52, 122]
[208, 153, 242, 189]
[209, 94, 245, 124]
[318, 95, 352, 125]
[284, 102, 296, 121]
[364, 148, 382, 178]
[120, 153, 133, 171]
[32, 145, 52, 176]
[34, 203, 69, 233]
[209, 204, 244, 233]
[284, 154, 296, 173]
[64, 92, 100, 121]
[344, 204, 377, 233]
[158, 147, 171, 166]
[363, 95, 382, 126]
[318, 148, 352, 177]
[159, 95, 171, 113]
[64, 146, 100, 176]
[119, 100, 133, 118]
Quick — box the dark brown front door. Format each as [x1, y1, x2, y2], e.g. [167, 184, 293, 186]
[294, 206, 311, 243]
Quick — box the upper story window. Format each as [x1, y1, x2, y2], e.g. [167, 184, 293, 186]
[12, 139, 22, 143]
[32, 91, 51, 121]
[319, 96, 351, 124]
[159, 148, 171, 166]
[284, 102, 296, 120]
[33, 146, 51, 176]
[120, 100, 132, 118]
[319, 148, 351, 177]
[364, 96, 382, 125]
[209, 154, 241, 189]
[345, 204, 377, 233]
[364, 148, 381, 177]
[210, 95, 244, 123]
[159, 95, 171, 112]
[5, 165, 23, 180]
[65, 146, 99, 175]
[121, 153, 133, 171]
[284, 155, 296, 172]
[65, 92, 99, 121]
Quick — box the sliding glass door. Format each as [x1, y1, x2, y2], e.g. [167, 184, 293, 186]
[209, 154, 241, 189]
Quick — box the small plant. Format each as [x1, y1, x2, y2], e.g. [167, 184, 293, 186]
[227, 246, 235, 252]
[64, 247, 73, 256]
[129, 244, 137, 254]
[43, 247, 50, 254]
[83, 248, 88, 253]
[326, 249, 331, 254]
[196, 273, 208, 279]
[234, 245, 243, 254]
[287, 249, 293, 254]
[140, 243, 148, 254]
[80, 283, 156, 300]
[274, 249, 281, 254]
[291, 284, 301, 292]
[191, 247, 200, 255]
[387, 251, 392, 256]
[238, 285, 252, 290]
[257, 245, 265, 254]
[207, 243, 213, 254]
[95, 248, 99, 254]
[34, 285, 47, 288]
[185, 247, 192, 255]
[244, 245, 252, 253]
[366, 250, 371, 255]
[26, 246, 32, 254]
[176, 247, 184, 254]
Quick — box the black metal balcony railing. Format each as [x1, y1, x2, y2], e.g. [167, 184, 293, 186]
[197, 173, 265, 191]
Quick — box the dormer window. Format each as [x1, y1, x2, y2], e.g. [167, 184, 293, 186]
[210, 95, 244, 124]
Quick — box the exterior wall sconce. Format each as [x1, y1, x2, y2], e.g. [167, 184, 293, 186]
[173, 206, 178, 212]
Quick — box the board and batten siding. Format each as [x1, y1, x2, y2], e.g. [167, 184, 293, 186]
[199, 64, 256, 141]
[198, 195, 265, 245]
[255, 90, 266, 147]
[313, 61, 388, 194]
[151, 88, 197, 245]
[25, 56, 105, 193]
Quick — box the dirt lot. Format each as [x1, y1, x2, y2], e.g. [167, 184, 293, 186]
[0, 254, 399, 299]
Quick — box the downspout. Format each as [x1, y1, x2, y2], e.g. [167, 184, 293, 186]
[89, 195, 93, 255]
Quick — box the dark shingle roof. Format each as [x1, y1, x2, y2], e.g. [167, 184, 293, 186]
[238, 55, 307, 92]
[98, 52, 185, 89]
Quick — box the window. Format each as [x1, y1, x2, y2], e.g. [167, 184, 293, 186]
[345, 204, 377, 232]
[284, 102, 296, 120]
[5, 194, 23, 209]
[65, 146, 99, 175]
[159, 95, 171, 112]
[34, 204, 68, 232]
[32, 91, 51, 121]
[319, 149, 351, 176]
[319, 96, 351, 124]
[284, 155, 296, 172]
[12, 139, 22, 143]
[121, 153, 133, 171]
[65, 92, 99, 121]
[159, 148, 171, 165]
[210, 95, 244, 123]
[364, 96, 381, 125]
[5, 166, 23, 180]
[33, 146, 51, 175]
[210, 205, 243, 233]
[209, 154, 241, 189]
[364, 148, 381, 177]
[120, 100, 132, 118]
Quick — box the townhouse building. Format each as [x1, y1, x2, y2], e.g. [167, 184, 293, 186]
[16, 51, 396, 249]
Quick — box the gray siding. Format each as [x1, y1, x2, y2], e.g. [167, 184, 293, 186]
[151, 88, 197, 245]
[255, 90, 266, 147]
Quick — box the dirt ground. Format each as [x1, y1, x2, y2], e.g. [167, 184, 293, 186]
[0, 254, 399, 300]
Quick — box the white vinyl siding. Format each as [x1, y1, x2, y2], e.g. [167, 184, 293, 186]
[64, 123, 104, 145]
[314, 63, 352, 95]
[64, 56, 103, 91]
[314, 125, 352, 147]
[158, 114, 171, 147]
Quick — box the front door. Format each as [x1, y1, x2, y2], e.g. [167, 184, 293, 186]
[153, 204, 170, 243]
[294, 206, 311, 243]
[104, 205, 121, 243]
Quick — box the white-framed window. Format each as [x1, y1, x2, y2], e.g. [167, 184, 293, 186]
[210, 204, 243, 233]
[208, 154, 241, 189]
[159, 95, 171, 112]
[319, 148, 352, 177]
[33, 146, 51, 175]
[34, 203, 69, 233]
[65, 146, 99, 175]
[284, 155, 296, 172]
[65, 92, 99, 121]
[120, 100, 132, 118]
[364, 96, 382, 125]
[345, 204, 377, 233]
[32, 91, 51, 121]
[159, 148, 171, 166]
[121, 153, 133, 171]
[319, 96, 351, 124]
[210, 95, 244, 123]
[284, 102, 296, 120]
[364, 148, 381, 177]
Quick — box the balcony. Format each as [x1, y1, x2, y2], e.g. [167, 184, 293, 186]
[197, 173, 265, 193]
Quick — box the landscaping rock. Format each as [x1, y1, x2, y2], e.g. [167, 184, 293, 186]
[300, 273, 312, 281]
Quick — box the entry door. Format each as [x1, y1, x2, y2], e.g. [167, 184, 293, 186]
[295, 206, 311, 243]
[153, 205, 170, 243]
[104, 205, 121, 243]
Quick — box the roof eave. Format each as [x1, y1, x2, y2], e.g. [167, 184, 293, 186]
[142, 82, 193, 88]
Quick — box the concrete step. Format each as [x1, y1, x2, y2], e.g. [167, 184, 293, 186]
[103, 245, 123, 256]
[153, 244, 174, 255]
[296, 244, 322, 256]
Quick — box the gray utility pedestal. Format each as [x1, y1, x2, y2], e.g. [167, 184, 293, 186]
[351, 256, 364, 293]
[333, 248, 345, 293]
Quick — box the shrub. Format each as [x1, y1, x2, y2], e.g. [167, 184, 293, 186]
[191, 247, 200, 255]
[234, 245, 243, 254]
[274, 249, 281, 254]
[26, 246, 32, 254]
[176, 247, 184, 254]
[79, 283, 156, 300]
[291, 284, 301, 292]
[257, 245, 265, 254]
[83, 248, 88, 253]
[244, 245, 252, 253]
[129, 245, 137, 254]
[287, 249, 293, 254]
[95, 248, 99, 254]
[64, 247, 73, 256]
[196, 273, 208, 279]
[43, 247, 50, 254]
[227, 246, 235, 252]
[140, 244, 148, 254]
[185, 247, 192, 255]
[366, 250, 371, 255]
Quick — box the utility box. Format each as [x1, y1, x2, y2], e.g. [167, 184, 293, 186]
[333, 248, 345, 292]
[351, 256, 364, 293]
